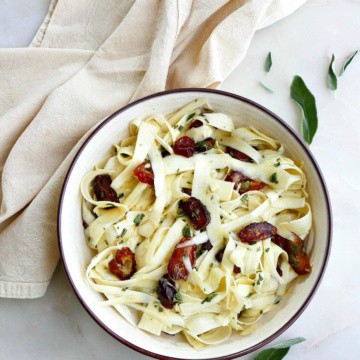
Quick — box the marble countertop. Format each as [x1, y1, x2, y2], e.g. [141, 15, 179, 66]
[1, 0, 359, 359]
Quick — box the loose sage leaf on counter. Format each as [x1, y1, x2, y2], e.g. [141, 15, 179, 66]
[339, 50, 358, 76]
[328, 54, 337, 91]
[264, 52, 272, 72]
[253, 337, 306, 360]
[259, 81, 274, 93]
[290, 76, 318, 145]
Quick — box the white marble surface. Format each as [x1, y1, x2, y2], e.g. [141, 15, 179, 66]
[1, 0, 360, 359]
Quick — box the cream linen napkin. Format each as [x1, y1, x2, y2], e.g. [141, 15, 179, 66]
[0, 0, 306, 298]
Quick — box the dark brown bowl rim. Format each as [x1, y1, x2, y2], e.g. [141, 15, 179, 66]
[57, 88, 332, 360]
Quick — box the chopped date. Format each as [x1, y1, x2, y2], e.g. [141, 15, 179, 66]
[189, 120, 203, 129]
[182, 188, 192, 196]
[239, 179, 266, 194]
[238, 222, 277, 243]
[156, 275, 178, 309]
[273, 233, 311, 275]
[202, 240, 213, 252]
[197, 240, 213, 257]
[234, 266, 241, 274]
[179, 197, 211, 230]
[167, 237, 196, 281]
[227, 147, 251, 162]
[93, 174, 119, 203]
[133, 161, 154, 186]
[215, 248, 225, 263]
[195, 138, 215, 153]
[225, 171, 266, 194]
[108, 247, 136, 280]
[225, 171, 247, 184]
[173, 136, 196, 158]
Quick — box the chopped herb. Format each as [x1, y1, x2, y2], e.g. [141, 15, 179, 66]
[260, 309, 264, 315]
[241, 194, 248, 203]
[197, 141, 205, 148]
[302, 247, 307, 254]
[187, 113, 195, 121]
[257, 274, 263, 285]
[105, 240, 109, 245]
[178, 125, 184, 131]
[201, 293, 217, 304]
[340, 50, 358, 76]
[259, 81, 274, 93]
[328, 54, 337, 91]
[265, 248, 270, 252]
[242, 181, 250, 190]
[274, 297, 281, 305]
[193, 208, 201, 220]
[176, 168, 180, 173]
[133, 213, 145, 226]
[119, 240, 124, 244]
[269, 172, 279, 184]
[121, 153, 130, 158]
[182, 224, 191, 237]
[210, 263, 214, 268]
[253, 337, 306, 360]
[264, 52, 272, 72]
[174, 292, 182, 303]
[174, 125, 178, 129]
[249, 241, 257, 245]
[118, 192, 125, 200]
[204, 118, 210, 124]
[159, 307, 164, 312]
[120, 228, 127, 238]
[274, 159, 281, 167]
[290, 75, 318, 145]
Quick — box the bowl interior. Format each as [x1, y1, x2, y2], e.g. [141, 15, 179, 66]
[58, 90, 330, 359]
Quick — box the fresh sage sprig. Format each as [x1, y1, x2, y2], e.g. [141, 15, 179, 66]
[328, 54, 337, 91]
[290, 76, 318, 145]
[339, 50, 358, 76]
[327, 50, 358, 90]
[253, 337, 306, 360]
[264, 52, 272, 72]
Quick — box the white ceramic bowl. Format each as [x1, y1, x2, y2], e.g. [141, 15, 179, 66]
[58, 89, 331, 359]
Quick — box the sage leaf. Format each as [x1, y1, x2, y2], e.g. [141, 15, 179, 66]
[253, 337, 305, 360]
[265, 52, 272, 72]
[182, 224, 191, 237]
[339, 50, 358, 76]
[328, 54, 337, 91]
[259, 81, 274, 93]
[290, 76, 318, 145]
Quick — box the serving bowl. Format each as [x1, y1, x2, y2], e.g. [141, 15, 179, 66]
[58, 89, 331, 359]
